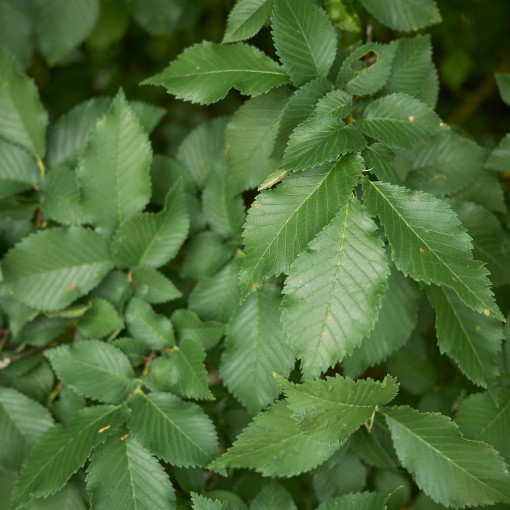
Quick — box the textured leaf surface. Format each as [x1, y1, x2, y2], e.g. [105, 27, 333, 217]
[11, 405, 129, 510]
[495, 72, 510, 106]
[0, 0, 33, 67]
[221, 285, 294, 414]
[485, 133, 510, 172]
[1, 227, 113, 312]
[191, 493, 238, 510]
[128, 392, 219, 467]
[239, 154, 363, 297]
[383, 405, 510, 508]
[172, 310, 225, 350]
[271, 0, 337, 86]
[282, 197, 389, 377]
[277, 375, 398, 444]
[144, 41, 288, 105]
[362, 180, 502, 320]
[223, 0, 273, 43]
[45, 340, 136, 404]
[77, 298, 124, 339]
[251, 482, 296, 510]
[362, 144, 400, 184]
[317, 492, 388, 510]
[0, 139, 39, 199]
[131, 266, 181, 304]
[209, 400, 336, 477]
[86, 434, 176, 510]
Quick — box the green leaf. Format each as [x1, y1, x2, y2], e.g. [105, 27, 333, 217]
[128, 100, 166, 134]
[191, 493, 239, 510]
[317, 492, 389, 510]
[221, 285, 294, 414]
[337, 42, 397, 95]
[362, 180, 502, 320]
[0, 387, 54, 471]
[271, 0, 337, 86]
[0, 0, 33, 68]
[0, 47, 47, 158]
[16, 316, 69, 347]
[456, 390, 510, 461]
[383, 405, 510, 508]
[362, 144, 401, 184]
[282, 197, 389, 377]
[172, 310, 225, 350]
[239, 154, 363, 297]
[25, 481, 88, 510]
[77, 90, 152, 234]
[144, 41, 288, 105]
[113, 337, 151, 368]
[45, 340, 136, 404]
[130, 266, 181, 304]
[277, 375, 398, 445]
[11, 404, 130, 510]
[1, 227, 113, 312]
[0, 139, 39, 200]
[485, 133, 510, 172]
[415, 61, 439, 108]
[359, 93, 441, 150]
[358, 0, 441, 31]
[209, 400, 337, 477]
[35, 0, 99, 65]
[343, 269, 420, 378]
[124, 297, 175, 349]
[427, 286, 503, 388]
[86, 433, 176, 510]
[128, 392, 219, 468]
[223, 0, 273, 43]
[251, 481, 296, 510]
[90, 270, 133, 310]
[77, 298, 124, 339]
[313, 90, 354, 119]
[495, 72, 510, 106]
[111, 182, 189, 269]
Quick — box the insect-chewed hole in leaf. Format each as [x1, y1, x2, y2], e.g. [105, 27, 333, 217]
[350, 50, 379, 72]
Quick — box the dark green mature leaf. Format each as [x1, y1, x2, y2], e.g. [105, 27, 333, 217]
[131, 266, 181, 304]
[0, 0, 33, 67]
[383, 405, 510, 508]
[221, 285, 294, 414]
[223, 0, 273, 43]
[112, 181, 189, 269]
[45, 340, 136, 403]
[1, 227, 113, 312]
[363, 180, 502, 320]
[282, 197, 389, 377]
[251, 481, 296, 510]
[362, 144, 401, 184]
[313, 90, 354, 118]
[209, 401, 336, 477]
[239, 154, 363, 298]
[144, 41, 288, 105]
[191, 493, 239, 510]
[271, 0, 337, 87]
[0, 47, 47, 159]
[90, 270, 133, 310]
[77, 298, 124, 339]
[11, 404, 130, 510]
[86, 434, 176, 510]
[495, 72, 510, 106]
[0, 139, 39, 199]
[359, 93, 441, 150]
[485, 133, 510, 172]
[337, 42, 397, 95]
[77, 90, 152, 234]
[16, 316, 69, 346]
[427, 286, 503, 388]
[128, 392, 219, 467]
[277, 375, 398, 444]
[358, 0, 441, 31]
[317, 492, 389, 510]
[172, 310, 225, 350]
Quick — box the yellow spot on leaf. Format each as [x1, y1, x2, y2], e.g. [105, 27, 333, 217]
[427, 174, 447, 183]
[225, 143, 231, 156]
[252, 282, 258, 292]
[185, 74, 190, 78]
[483, 308, 490, 316]
[253, 201, 261, 209]
[3, 80, 8, 87]
[195, 66, 200, 70]
[439, 122, 446, 127]
[326, 314, 332, 322]
[120, 434, 130, 441]
[157, 236, 162, 241]
[408, 115, 415, 122]
[321, 330, 329, 338]
[98, 425, 110, 433]
[419, 248, 426, 254]
[69, 283, 77, 290]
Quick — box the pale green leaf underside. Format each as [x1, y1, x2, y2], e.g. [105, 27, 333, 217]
[223, 0, 273, 43]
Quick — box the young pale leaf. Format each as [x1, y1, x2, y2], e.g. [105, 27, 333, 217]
[111, 181, 189, 269]
[128, 392, 219, 467]
[223, 0, 273, 43]
[143, 41, 288, 105]
[456, 390, 510, 461]
[271, 0, 337, 86]
[86, 434, 176, 510]
[77, 90, 152, 234]
[240, 154, 363, 298]
[1, 227, 113, 312]
[10, 404, 130, 510]
[131, 266, 181, 304]
[362, 144, 400, 184]
[77, 298, 124, 339]
[337, 41, 397, 95]
[221, 285, 294, 414]
[495, 72, 510, 106]
[485, 133, 510, 172]
[358, 0, 441, 31]
[359, 93, 441, 150]
[209, 400, 337, 477]
[362, 180, 502, 320]
[172, 310, 225, 350]
[277, 375, 398, 445]
[317, 492, 389, 510]
[251, 481, 296, 510]
[0, 387, 54, 471]
[0, 139, 39, 199]
[383, 405, 510, 508]
[0, 47, 47, 158]
[427, 286, 503, 388]
[45, 340, 136, 404]
[35, 0, 99, 65]
[282, 197, 389, 378]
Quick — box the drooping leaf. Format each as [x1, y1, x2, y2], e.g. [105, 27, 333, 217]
[1, 227, 113, 312]
[77, 298, 124, 339]
[281, 197, 389, 377]
[128, 392, 219, 468]
[143, 41, 289, 105]
[383, 405, 510, 508]
[239, 154, 363, 298]
[495, 72, 510, 107]
[86, 434, 176, 510]
[130, 266, 182, 304]
[316, 491, 389, 510]
[221, 285, 294, 414]
[45, 340, 136, 404]
[0, 139, 39, 200]
[271, 0, 337, 86]
[11, 404, 130, 510]
[223, 0, 273, 43]
[362, 180, 502, 320]
[172, 309, 225, 350]
[251, 481, 296, 510]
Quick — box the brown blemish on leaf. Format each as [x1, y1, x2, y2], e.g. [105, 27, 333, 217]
[98, 425, 110, 433]
[408, 115, 415, 122]
[439, 122, 446, 127]
[321, 330, 329, 338]
[157, 236, 162, 241]
[120, 434, 130, 441]
[69, 283, 77, 290]
[225, 143, 231, 156]
[252, 282, 258, 292]
[427, 174, 446, 183]
[253, 201, 261, 209]
[185, 74, 190, 78]
[326, 314, 332, 322]
[419, 248, 426, 254]
[483, 308, 490, 316]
